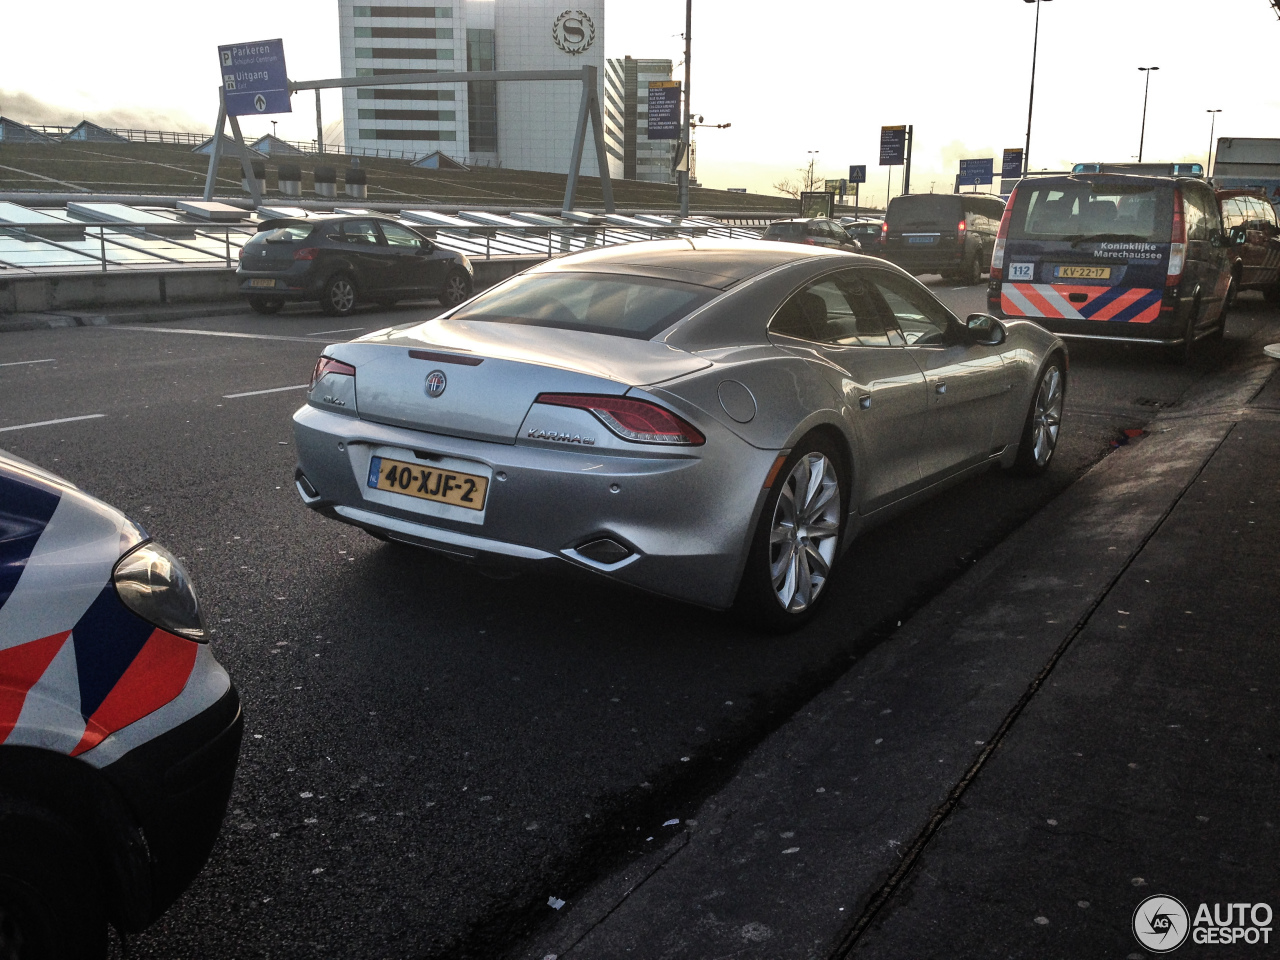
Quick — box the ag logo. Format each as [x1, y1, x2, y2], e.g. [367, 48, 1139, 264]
[552, 10, 596, 55]
[424, 370, 447, 398]
[1133, 895, 1190, 953]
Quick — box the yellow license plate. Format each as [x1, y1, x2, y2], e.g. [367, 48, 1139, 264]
[367, 456, 489, 511]
[1054, 266, 1112, 279]
[249, 278, 276, 288]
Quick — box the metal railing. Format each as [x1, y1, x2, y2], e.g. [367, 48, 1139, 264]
[0, 216, 764, 274]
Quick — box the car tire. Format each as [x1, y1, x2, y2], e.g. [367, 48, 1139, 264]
[247, 295, 284, 315]
[321, 275, 358, 317]
[1008, 357, 1065, 477]
[440, 268, 472, 308]
[0, 798, 108, 960]
[1171, 298, 1201, 365]
[964, 252, 983, 285]
[734, 436, 846, 633]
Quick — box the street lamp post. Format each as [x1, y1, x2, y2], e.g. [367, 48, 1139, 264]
[1021, 0, 1052, 177]
[679, 0, 693, 217]
[1206, 109, 1222, 173]
[807, 149, 820, 193]
[1137, 66, 1159, 162]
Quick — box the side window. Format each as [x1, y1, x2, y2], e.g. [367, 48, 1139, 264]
[342, 220, 381, 245]
[868, 271, 953, 346]
[769, 272, 897, 347]
[1181, 190, 1210, 242]
[380, 222, 423, 249]
[1221, 199, 1242, 231]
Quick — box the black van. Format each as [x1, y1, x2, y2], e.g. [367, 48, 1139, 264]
[880, 193, 1006, 284]
[987, 174, 1230, 361]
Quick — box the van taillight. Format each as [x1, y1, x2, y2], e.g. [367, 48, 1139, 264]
[1167, 187, 1187, 288]
[990, 186, 1018, 281]
[958, 220, 966, 233]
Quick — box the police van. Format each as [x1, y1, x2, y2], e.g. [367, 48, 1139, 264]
[988, 164, 1232, 361]
[0, 451, 242, 958]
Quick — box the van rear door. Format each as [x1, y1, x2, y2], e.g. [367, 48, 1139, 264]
[997, 178, 1173, 331]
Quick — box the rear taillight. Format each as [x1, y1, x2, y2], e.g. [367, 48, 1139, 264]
[802, 237, 817, 245]
[989, 186, 1018, 281]
[958, 220, 967, 234]
[536, 394, 705, 446]
[880, 221, 889, 242]
[311, 356, 355, 388]
[1167, 188, 1187, 288]
[294, 247, 318, 261]
[237, 245, 247, 260]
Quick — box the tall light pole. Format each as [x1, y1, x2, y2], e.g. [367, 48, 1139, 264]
[1137, 66, 1159, 162]
[679, 0, 692, 217]
[1206, 108, 1222, 173]
[1021, 0, 1052, 176]
[806, 149, 819, 193]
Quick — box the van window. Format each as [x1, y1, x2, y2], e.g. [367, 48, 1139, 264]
[1182, 189, 1212, 242]
[1007, 179, 1173, 243]
[887, 195, 964, 228]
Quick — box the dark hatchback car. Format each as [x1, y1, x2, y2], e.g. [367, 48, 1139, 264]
[236, 215, 474, 316]
[840, 218, 884, 255]
[881, 193, 1006, 284]
[1216, 189, 1280, 305]
[762, 218, 863, 252]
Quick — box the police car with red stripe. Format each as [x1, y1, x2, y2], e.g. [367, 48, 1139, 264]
[989, 165, 1232, 362]
[0, 450, 242, 958]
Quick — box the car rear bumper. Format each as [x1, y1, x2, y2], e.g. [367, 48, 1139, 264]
[882, 247, 968, 273]
[100, 685, 243, 928]
[291, 403, 777, 610]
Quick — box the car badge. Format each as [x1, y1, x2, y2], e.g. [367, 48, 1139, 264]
[424, 370, 447, 398]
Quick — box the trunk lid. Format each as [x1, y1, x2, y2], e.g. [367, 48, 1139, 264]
[334, 318, 712, 444]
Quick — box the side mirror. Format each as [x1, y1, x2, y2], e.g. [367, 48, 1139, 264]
[965, 313, 1006, 346]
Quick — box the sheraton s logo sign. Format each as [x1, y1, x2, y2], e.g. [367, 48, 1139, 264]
[552, 10, 596, 55]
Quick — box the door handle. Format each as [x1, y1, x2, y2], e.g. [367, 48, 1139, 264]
[935, 381, 947, 395]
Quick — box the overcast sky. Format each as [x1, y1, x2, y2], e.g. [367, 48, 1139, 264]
[2, 0, 1278, 198]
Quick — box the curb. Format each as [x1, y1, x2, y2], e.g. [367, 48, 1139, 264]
[0, 302, 253, 334]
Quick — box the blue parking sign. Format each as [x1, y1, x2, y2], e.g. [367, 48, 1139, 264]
[218, 39, 291, 117]
[958, 158, 994, 186]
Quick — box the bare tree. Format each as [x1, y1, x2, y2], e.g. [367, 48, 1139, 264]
[774, 157, 825, 198]
[772, 176, 800, 198]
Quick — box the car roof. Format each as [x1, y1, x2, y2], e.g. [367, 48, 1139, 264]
[1214, 187, 1271, 200]
[529, 238, 839, 289]
[768, 218, 825, 224]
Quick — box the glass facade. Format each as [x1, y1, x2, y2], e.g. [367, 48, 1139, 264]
[466, 29, 498, 155]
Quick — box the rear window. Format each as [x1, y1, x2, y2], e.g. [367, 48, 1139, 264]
[448, 271, 717, 340]
[887, 195, 963, 228]
[1008, 179, 1173, 243]
[764, 222, 806, 237]
[258, 224, 312, 242]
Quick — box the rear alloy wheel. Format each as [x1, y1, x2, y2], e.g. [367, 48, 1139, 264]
[736, 439, 844, 632]
[321, 275, 358, 317]
[1010, 359, 1064, 477]
[440, 268, 472, 307]
[247, 295, 284, 315]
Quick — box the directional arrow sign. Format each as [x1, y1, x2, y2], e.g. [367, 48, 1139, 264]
[218, 39, 291, 117]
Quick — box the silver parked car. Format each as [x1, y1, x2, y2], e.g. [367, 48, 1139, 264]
[292, 240, 1066, 630]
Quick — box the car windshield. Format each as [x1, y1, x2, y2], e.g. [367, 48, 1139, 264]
[764, 222, 806, 237]
[448, 271, 718, 339]
[1008, 179, 1173, 243]
[887, 195, 963, 227]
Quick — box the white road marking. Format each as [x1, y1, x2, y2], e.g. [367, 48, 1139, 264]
[105, 327, 319, 344]
[0, 413, 105, 433]
[0, 358, 56, 368]
[308, 326, 366, 336]
[223, 384, 310, 399]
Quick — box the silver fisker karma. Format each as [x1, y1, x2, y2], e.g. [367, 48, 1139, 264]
[292, 240, 1066, 630]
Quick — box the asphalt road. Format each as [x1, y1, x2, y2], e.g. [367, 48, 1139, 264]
[0, 283, 1271, 958]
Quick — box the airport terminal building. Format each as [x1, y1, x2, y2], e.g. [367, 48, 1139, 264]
[336, 1, 673, 181]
